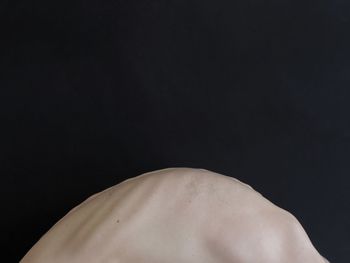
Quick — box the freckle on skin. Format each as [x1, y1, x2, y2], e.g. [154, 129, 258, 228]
[117, 219, 120, 223]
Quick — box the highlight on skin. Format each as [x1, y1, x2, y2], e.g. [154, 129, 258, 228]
[20, 167, 330, 263]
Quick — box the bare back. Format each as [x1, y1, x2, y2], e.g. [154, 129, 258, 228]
[20, 167, 328, 263]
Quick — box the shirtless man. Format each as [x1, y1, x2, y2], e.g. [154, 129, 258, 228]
[20, 167, 330, 263]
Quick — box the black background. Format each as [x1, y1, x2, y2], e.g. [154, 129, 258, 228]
[1, 0, 349, 262]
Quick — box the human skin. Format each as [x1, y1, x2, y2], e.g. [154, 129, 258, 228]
[20, 167, 329, 263]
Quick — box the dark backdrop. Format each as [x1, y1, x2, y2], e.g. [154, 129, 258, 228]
[1, 0, 349, 262]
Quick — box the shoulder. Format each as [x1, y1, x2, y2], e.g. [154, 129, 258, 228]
[133, 168, 323, 262]
[203, 200, 323, 263]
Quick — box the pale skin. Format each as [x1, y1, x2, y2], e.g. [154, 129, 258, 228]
[20, 167, 330, 263]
